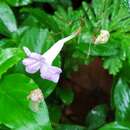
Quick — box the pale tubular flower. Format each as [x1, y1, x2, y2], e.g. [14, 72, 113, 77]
[94, 30, 110, 44]
[22, 30, 79, 83]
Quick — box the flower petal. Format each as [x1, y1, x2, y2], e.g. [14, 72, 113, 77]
[42, 31, 78, 65]
[23, 47, 31, 56]
[40, 64, 62, 83]
[30, 53, 42, 60]
[22, 58, 37, 66]
[23, 46, 42, 60]
[25, 62, 40, 74]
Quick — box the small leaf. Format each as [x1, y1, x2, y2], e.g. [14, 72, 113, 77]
[57, 87, 74, 105]
[85, 104, 108, 130]
[103, 56, 123, 75]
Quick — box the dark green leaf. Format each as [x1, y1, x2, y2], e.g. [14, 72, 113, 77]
[55, 124, 86, 130]
[0, 124, 10, 130]
[49, 105, 61, 123]
[57, 87, 74, 105]
[99, 122, 130, 130]
[85, 104, 108, 130]
[120, 62, 130, 83]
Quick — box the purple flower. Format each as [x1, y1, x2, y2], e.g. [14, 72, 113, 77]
[22, 31, 78, 83]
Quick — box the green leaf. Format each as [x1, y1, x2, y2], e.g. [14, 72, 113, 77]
[19, 27, 49, 53]
[122, 0, 130, 10]
[5, 0, 32, 6]
[120, 62, 130, 83]
[21, 8, 59, 33]
[92, 0, 105, 20]
[103, 56, 123, 75]
[85, 104, 108, 130]
[33, 0, 54, 2]
[57, 87, 74, 105]
[110, 1, 130, 31]
[0, 124, 10, 130]
[48, 105, 61, 123]
[114, 78, 130, 122]
[6, 0, 55, 6]
[32, 75, 60, 98]
[111, 0, 120, 19]
[99, 122, 130, 130]
[82, 2, 96, 28]
[0, 2, 17, 36]
[77, 43, 118, 57]
[0, 74, 52, 130]
[55, 124, 86, 130]
[0, 48, 24, 77]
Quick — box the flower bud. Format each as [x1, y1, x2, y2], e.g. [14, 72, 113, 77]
[94, 30, 110, 44]
[27, 88, 43, 102]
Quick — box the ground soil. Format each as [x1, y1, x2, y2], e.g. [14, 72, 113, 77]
[61, 58, 113, 124]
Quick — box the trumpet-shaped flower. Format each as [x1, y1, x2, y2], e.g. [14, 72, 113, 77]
[22, 31, 79, 83]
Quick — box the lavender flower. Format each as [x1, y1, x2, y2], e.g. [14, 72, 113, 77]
[22, 31, 79, 83]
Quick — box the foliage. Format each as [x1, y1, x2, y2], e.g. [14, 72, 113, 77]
[0, 0, 130, 130]
[85, 105, 108, 130]
[99, 78, 130, 130]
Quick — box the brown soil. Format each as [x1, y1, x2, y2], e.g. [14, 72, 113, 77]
[61, 58, 113, 124]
